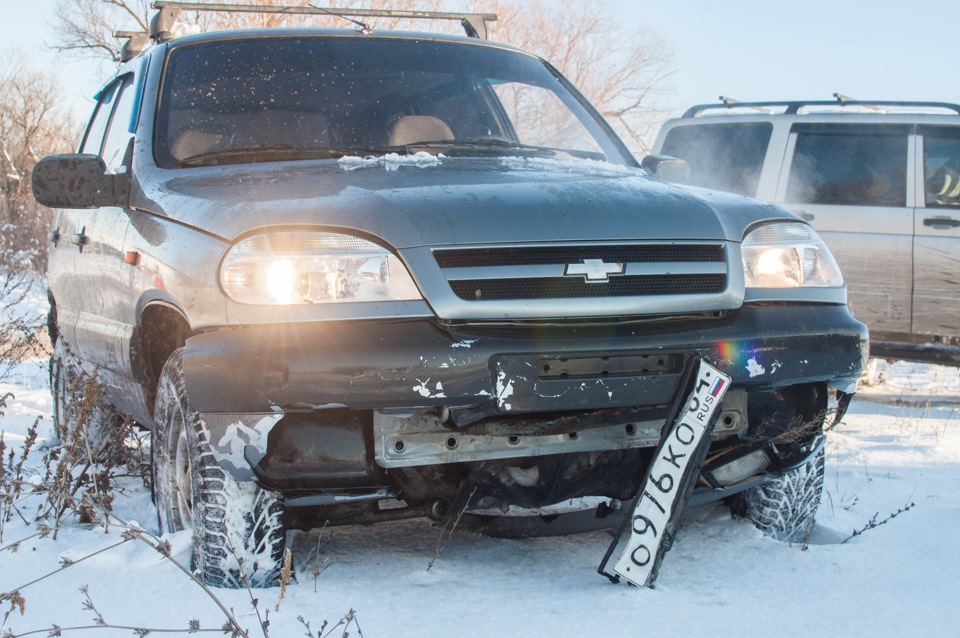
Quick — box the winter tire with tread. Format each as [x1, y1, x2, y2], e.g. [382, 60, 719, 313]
[733, 447, 825, 543]
[152, 348, 286, 588]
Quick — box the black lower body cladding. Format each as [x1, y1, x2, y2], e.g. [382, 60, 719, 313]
[181, 305, 867, 416]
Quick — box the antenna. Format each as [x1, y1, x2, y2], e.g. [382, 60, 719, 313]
[309, 4, 372, 35]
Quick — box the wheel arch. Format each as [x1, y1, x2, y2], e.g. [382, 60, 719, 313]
[134, 295, 194, 419]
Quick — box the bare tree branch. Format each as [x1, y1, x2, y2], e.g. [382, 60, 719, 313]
[0, 50, 78, 270]
[53, 0, 151, 62]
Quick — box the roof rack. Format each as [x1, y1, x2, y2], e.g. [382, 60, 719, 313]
[682, 94, 960, 118]
[115, 1, 498, 61]
[717, 95, 776, 114]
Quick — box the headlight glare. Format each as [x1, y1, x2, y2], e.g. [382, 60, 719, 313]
[742, 223, 843, 288]
[265, 259, 299, 304]
[221, 232, 422, 304]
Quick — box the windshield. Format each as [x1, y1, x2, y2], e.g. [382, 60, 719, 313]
[154, 36, 631, 168]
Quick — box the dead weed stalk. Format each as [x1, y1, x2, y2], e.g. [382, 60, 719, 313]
[841, 502, 916, 544]
[427, 486, 477, 572]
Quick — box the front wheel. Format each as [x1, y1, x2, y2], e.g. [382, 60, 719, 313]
[152, 349, 286, 588]
[732, 447, 825, 543]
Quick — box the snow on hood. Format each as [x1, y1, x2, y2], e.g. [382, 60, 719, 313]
[336, 151, 638, 177]
[339, 152, 442, 172]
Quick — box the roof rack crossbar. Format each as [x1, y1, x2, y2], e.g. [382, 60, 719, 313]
[150, 1, 497, 39]
[682, 99, 960, 118]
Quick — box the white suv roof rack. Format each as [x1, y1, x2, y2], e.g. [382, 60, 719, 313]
[683, 93, 960, 118]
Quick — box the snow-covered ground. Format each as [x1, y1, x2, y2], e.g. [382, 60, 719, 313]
[1, 286, 958, 637]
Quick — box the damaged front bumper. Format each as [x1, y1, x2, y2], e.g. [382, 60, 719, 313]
[182, 304, 867, 416]
[184, 303, 866, 497]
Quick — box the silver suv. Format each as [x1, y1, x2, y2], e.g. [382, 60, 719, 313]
[652, 97, 960, 365]
[33, 10, 866, 587]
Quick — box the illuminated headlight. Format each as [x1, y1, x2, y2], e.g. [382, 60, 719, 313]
[220, 232, 422, 305]
[741, 223, 843, 288]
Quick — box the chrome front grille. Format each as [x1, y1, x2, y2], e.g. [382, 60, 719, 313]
[435, 244, 727, 301]
[400, 241, 741, 320]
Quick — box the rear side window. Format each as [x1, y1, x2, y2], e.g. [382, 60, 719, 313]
[920, 125, 960, 207]
[660, 123, 772, 196]
[786, 125, 909, 207]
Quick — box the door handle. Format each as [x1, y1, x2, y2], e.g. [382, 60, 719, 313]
[72, 226, 90, 252]
[923, 217, 960, 229]
[793, 210, 815, 222]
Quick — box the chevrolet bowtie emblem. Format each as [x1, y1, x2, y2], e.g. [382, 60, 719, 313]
[564, 259, 625, 282]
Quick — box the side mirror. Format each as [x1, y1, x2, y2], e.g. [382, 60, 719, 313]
[641, 154, 691, 184]
[31, 154, 129, 209]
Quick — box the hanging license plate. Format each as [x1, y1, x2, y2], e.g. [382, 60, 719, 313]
[609, 358, 731, 587]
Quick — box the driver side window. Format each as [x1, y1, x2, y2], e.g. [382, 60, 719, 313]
[79, 81, 120, 155]
[921, 126, 960, 207]
[100, 75, 138, 172]
[786, 126, 908, 207]
[79, 75, 137, 172]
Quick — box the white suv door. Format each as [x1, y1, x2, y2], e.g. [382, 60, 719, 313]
[776, 123, 914, 336]
[915, 125, 960, 337]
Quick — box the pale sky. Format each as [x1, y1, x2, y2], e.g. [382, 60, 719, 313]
[4, 0, 958, 128]
[617, 0, 960, 111]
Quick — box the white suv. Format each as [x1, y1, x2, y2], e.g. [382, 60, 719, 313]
[652, 97, 960, 364]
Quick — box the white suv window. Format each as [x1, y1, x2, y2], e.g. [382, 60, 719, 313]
[659, 123, 771, 197]
[786, 125, 909, 207]
[921, 125, 960, 207]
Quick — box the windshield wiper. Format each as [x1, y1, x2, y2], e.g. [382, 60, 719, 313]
[178, 144, 396, 167]
[401, 138, 608, 161]
[401, 138, 559, 157]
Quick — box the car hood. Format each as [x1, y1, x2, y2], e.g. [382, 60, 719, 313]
[134, 156, 795, 248]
